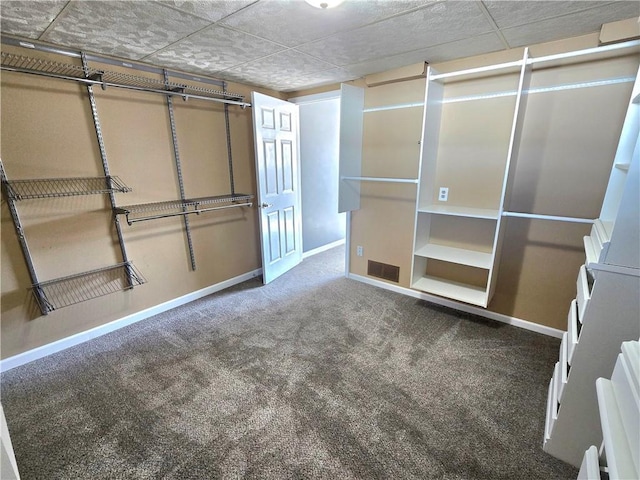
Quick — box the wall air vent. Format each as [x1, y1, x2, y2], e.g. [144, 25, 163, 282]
[367, 260, 400, 283]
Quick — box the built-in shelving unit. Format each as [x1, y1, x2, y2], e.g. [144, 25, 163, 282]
[410, 50, 530, 308]
[116, 194, 254, 225]
[543, 66, 640, 469]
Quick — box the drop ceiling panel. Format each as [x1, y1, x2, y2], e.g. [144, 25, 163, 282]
[220, 0, 435, 47]
[145, 25, 287, 74]
[297, 1, 494, 66]
[159, 0, 257, 23]
[502, 3, 640, 47]
[41, 1, 211, 60]
[0, 0, 68, 38]
[483, 1, 617, 29]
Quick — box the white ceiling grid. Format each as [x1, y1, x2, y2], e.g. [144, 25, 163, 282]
[0, 0, 638, 92]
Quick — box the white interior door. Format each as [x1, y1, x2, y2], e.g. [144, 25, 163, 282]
[251, 92, 302, 284]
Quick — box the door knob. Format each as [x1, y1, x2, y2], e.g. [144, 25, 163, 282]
[259, 203, 273, 208]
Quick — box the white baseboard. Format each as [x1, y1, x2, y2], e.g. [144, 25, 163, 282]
[348, 273, 564, 339]
[0, 269, 263, 372]
[302, 238, 345, 259]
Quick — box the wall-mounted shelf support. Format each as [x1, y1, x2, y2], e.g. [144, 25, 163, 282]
[115, 194, 254, 225]
[163, 69, 196, 271]
[32, 262, 146, 314]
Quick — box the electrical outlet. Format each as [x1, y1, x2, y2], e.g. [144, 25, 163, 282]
[356, 245, 364, 257]
[439, 187, 449, 202]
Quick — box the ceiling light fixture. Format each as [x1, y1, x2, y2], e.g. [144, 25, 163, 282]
[304, 0, 345, 9]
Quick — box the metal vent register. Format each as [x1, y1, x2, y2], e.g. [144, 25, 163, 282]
[367, 260, 400, 283]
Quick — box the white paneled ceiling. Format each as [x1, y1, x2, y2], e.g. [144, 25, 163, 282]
[1, 0, 638, 92]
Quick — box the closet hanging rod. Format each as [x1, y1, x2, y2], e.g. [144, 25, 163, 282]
[1, 63, 252, 108]
[119, 202, 253, 225]
[502, 211, 594, 224]
[341, 176, 419, 184]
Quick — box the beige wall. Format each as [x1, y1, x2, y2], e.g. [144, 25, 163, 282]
[0, 45, 279, 359]
[341, 35, 638, 330]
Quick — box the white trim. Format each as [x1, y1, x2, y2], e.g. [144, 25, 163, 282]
[302, 239, 345, 259]
[347, 273, 564, 339]
[431, 59, 523, 80]
[0, 269, 262, 372]
[288, 90, 341, 104]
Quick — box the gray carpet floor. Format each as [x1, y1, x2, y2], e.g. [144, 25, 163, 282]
[1, 245, 577, 479]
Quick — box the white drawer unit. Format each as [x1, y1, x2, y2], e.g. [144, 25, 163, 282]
[576, 265, 592, 322]
[595, 341, 639, 480]
[566, 299, 580, 366]
[544, 68, 640, 471]
[577, 445, 601, 480]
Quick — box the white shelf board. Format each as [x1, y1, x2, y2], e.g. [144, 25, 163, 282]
[414, 244, 492, 269]
[412, 276, 487, 307]
[418, 204, 499, 220]
[596, 378, 637, 480]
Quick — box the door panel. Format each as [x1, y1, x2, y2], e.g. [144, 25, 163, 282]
[252, 92, 302, 283]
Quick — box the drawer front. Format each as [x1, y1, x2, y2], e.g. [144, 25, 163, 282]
[576, 265, 592, 321]
[544, 377, 555, 443]
[577, 445, 601, 480]
[557, 333, 569, 403]
[567, 299, 579, 365]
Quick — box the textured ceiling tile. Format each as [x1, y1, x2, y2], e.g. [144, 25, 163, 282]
[0, 0, 68, 38]
[41, 1, 211, 59]
[297, 1, 494, 66]
[158, 0, 257, 22]
[483, 1, 624, 29]
[501, 3, 640, 47]
[220, 64, 353, 92]
[279, 67, 356, 92]
[220, 49, 337, 84]
[220, 0, 435, 47]
[145, 25, 286, 75]
[344, 32, 504, 77]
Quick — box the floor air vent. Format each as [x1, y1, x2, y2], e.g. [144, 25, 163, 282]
[368, 260, 400, 283]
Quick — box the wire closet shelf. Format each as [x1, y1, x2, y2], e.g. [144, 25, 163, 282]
[3, 176, 131, 200]
[0, 52, 250, 107]
[33, 262, 146, 314]
[115, 193, 255, 225]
